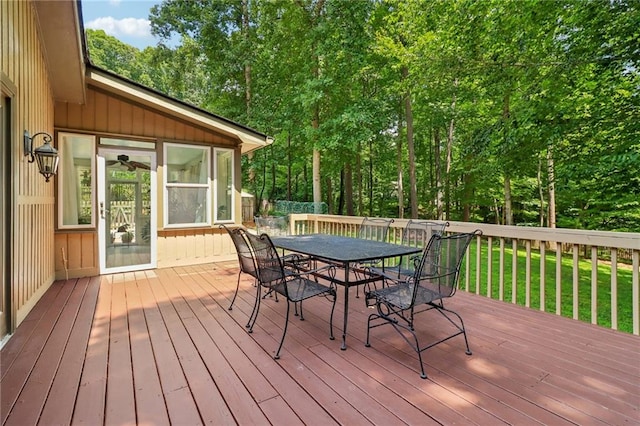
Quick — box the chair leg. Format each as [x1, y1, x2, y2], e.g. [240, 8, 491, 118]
[328, 291, 336, 340]
[229, 271, 241, 310]
[247, 284, 262, 331]
[274, 300, 291, 359]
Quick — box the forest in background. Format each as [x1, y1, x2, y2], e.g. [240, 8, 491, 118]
[84, 0, 639, 231]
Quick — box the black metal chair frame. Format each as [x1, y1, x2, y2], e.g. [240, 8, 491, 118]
[365, 230, 481, 379]
[244, 232, 338, 359]
[354, 217, 394, 297]
[220, 225, 259, 315]
[369, 220, 449, 282]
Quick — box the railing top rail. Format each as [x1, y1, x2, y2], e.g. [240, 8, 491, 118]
[289, 214, 640, 250]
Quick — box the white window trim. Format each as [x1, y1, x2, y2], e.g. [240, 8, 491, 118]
[57, 133, 96, 229]
[214, 147, 235, 224]
[163, 142, 211, 228]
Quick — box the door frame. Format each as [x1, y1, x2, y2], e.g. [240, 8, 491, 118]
[97, 147, 157, 274]
[1, 76, 16, 341]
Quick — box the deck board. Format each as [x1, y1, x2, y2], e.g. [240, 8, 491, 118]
[1, 261, 638, 425]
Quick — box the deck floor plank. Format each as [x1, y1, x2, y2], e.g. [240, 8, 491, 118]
[0, 281, 64, 379]
[156, 267, 270, 425]
[0, 279, 76, 424]
[189, 264, 339, 425]
[39, 277, 101, 426]
[126, 272, 170, 426]
[147, 269, 236, 424]
[136, 273, 203, 425]
[1, 261, 638, 426]
[105, 275, 137, 425]
[72, 276, 112, 425]
[4, 279, 90, 426]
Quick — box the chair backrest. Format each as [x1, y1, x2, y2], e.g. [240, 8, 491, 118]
[255, 215, 289, 236]
[413, 230, 481, 300]
[401, 220, 449, 248]
[358, 217, 393, 242]
[221, 225, 258, 279]
[244, 231, 286, 289]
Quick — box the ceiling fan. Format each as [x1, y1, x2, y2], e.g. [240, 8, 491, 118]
[106, 154, 150, 171]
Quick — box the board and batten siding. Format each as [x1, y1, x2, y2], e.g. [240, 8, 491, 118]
[55, 86, 238, 146]
[2, 0, 57, 327]
[54, 86, 241, 278]
[157, 229, 236, 269]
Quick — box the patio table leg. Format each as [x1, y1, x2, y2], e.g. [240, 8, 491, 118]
[341, 260, 350, 350]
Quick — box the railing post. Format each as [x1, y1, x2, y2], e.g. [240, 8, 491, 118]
[540, 242, 546, 312]
[633, 250, 639, 335]
[611, 248, 618, 330]
[512, 239, 518, 304]
[525, 240, 531, 308]
[573, 244, 579, 320]
[556, 243, 562, 316]
[487, 236, 493, 298]
[591, 246, 598, 325]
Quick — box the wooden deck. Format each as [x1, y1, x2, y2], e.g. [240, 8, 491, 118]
[1, 262, 638, 425]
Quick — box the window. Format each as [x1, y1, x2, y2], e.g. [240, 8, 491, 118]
[214, 148, 234, 222]
[58, 133, 95, 228]
[164, 143, 210, 226]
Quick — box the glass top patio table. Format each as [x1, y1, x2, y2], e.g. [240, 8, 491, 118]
[271, 234, 421, 349]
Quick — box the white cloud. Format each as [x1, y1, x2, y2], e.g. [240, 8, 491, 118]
[86, 16, 151, 38]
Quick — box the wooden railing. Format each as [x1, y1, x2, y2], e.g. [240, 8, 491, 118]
[288, 214, 640, 335]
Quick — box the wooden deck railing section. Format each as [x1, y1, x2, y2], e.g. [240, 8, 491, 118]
[288, 214, 640, 335]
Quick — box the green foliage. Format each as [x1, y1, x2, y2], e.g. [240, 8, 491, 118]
[86, 0, 640, 231]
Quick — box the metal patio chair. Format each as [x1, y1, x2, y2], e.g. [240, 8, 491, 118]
[354, 217, 394, 297]
[244, 232, 338, 359]
[369, 220, 449, 281]
[365, 230, 481, 379]
[221, 225, 259, 316]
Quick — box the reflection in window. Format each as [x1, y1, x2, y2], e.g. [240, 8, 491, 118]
[215, 149, 233, 222]
[58, 133, 95, 227]
[164, 143, 210, 226]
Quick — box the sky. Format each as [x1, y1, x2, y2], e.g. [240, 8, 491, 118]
[81, 0, 169, 50]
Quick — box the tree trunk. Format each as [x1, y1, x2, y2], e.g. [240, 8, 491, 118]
[403, 66, 418, 219]
[504, 174, 513, 225]
[396, 112, 404, 219]
[537, 156, 545, 226]
[434, 128, 442, 219]
[446, 81, 457, 221]
[368, 139, 373, 215]
[547, 146, 556, 228]
[269, 144, 276, 201]
[345, 162, 353, 215]
[356, 146, 363, 215]
[338, 168, 344, 215]
[462, 173, 471, 222]
[313, 149, 321, 212]
[325, 176, 333, 214]
[242, 0, 251, 118]
[287, 133, 292, 200]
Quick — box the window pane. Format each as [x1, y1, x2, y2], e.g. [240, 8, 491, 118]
[59, 133, 94, 227]
[167, 187, 208, 224]
[166, 145, 208, 184]
[216, 149, 233, 221]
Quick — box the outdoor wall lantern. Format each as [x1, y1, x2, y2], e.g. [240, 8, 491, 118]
[24, 130, 59, 182]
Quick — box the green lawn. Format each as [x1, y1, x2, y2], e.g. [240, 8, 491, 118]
[458, 242, 636, 334]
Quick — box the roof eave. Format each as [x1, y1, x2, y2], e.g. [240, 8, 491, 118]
[34, 0, 86, 104]
[85, 66, 271, 154]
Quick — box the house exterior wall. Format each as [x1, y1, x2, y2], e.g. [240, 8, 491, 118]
[54, 86, 240, 279]
[2, 0, 57, 329]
